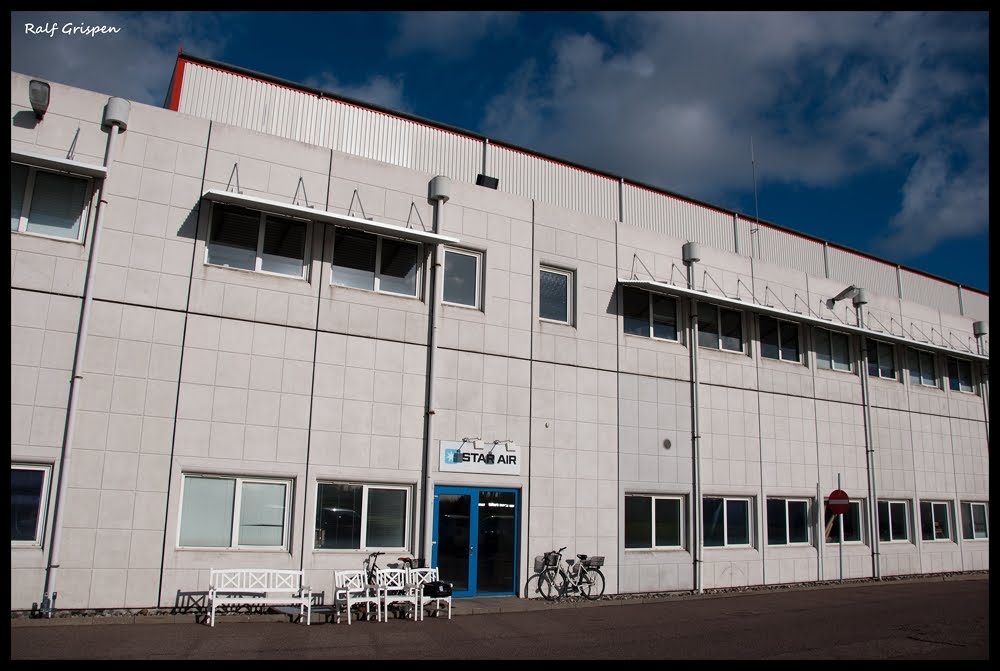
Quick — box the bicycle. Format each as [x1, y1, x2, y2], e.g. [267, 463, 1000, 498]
[364, 551, 420, 619]
[524, 546, 606, 601]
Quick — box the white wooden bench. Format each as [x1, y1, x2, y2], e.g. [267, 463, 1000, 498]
[208, 568, 312, 627]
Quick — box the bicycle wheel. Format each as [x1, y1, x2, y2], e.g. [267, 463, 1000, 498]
[539, 569, 565, 601]
[524, 574, 544, 599]
[579, 568, 605, 600]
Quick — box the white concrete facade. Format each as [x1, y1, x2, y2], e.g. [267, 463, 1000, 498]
[10, 68, 989, 613]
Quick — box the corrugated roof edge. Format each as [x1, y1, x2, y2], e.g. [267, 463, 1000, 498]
[167, 51, 989, 298]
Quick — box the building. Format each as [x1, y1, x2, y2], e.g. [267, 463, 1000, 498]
[10, 54, 989, 614]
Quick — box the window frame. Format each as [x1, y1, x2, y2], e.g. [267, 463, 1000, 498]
[11, 162, 94, 244]
[814, 327, 852, 372]
[824, 498, 865, 544]
[698, 305, 745, 354]
[766, 497, 812, 546]
[919, 500, 953, 542]
[960, 501, 989, 540]
[177, 474, 293, 550]
[624, 493, 685, 550]
[205, 203, 311, 280]
[441, 246, 483, 309]
[314, 482, 411, 551]
[538, 265, 574, 325]
[759, 315, 801, 363]
[621, 287, 680, 342]
[331, 227, 422, 298]
[906, 347, 938, 388]
[867, 338, 898, 380]
[947, 357, 974, 394]
[11, 464, 52, 546]
[877, 499, 911, 543]
[702, 496, 754, 548]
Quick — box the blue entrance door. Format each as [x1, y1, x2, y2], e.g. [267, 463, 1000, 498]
[432, 486, 519, 597]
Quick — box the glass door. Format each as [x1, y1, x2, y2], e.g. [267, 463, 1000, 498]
[432, 486, 519, 597]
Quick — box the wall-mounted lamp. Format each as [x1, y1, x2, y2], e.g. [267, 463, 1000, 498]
[824, 285, 858, 310]
[475, 173, 499, 190]
[29, 80, 51, 120]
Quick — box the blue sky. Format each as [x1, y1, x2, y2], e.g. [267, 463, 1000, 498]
[11, 11, 990, 293]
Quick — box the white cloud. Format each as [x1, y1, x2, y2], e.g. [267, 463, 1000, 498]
[11, 11, 228, 105]
[391, 11, 519, 58]
[480, 11, 989, 257]
[303, 72, 409, 113]
[875, 120, 989, 257]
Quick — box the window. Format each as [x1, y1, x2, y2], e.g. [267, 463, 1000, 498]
[698, 305, 743, 353]
[825, 499, 864, 543]
[622, 287, 678, 341]
[703, 496, 753, 547]
[178, 474, 291, 549]
[960, 502, 989, 540]
[11, 465, 51, 545]
[877, 500, 910, 543]
[332, 228, 419, 296]
[759, 316, 800, 362]
[207, 204, 309, 278]
[315, 482, 409, 550]
[815, 327, 851, 372]
[767, 498, 810, 545]
[442, 247, 482, 308]
[906, 348, 937, 387]
[11, 163, 92, 241]
[624, 494, 684, 549]
[919, 501, 952, 541]
[867, 339, 897, 380]
[539, 266, 573, 324]
[947, 358, 974, 393]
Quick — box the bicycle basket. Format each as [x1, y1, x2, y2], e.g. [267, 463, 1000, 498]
[543, 551, 560, 567]
[582, 556, 605, 568]
[533, 556, 546, 573]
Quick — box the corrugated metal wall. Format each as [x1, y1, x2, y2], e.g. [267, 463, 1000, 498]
[622, 184, 734, 251]
[746, 222, 826, 276]
[962, 289, 989, 323]
[490, 145, 618, 221]
[827, 247, 899, 299]
[899, 269, 961, 315]
[176, 62, 986, 322]
[178, 63, 483, 182]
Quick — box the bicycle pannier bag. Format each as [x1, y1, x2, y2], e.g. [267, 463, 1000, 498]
[422, 580, 453, 598]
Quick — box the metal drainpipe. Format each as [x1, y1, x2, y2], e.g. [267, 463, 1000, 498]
[419, 176, 451, 567]
[854, 289, 881, 580]
[682, 242, 703, 593]
[40, 97, 131, 617]
[973, 322, 989, 442]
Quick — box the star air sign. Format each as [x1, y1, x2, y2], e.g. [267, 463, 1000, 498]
[440, 439, 520, 475]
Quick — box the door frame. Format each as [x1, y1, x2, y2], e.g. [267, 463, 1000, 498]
[431, 485, 520, 597]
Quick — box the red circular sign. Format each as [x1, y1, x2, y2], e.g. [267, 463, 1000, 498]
[828, 489, 850, 515]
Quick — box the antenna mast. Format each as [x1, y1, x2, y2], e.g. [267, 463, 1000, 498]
[750, 135, 760, 259]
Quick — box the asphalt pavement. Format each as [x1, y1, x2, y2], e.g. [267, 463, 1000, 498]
[10, 573, 989, 659]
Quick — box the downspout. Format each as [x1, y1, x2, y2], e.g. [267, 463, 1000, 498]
[40, 97, 131, 617]
[854, 289, 881, 580]
[973, 322, 989, 443]
[682, 242, 703, 594]
[420, 176, 451, 566]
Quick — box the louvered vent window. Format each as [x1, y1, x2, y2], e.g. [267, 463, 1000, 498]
[206, 204, 309, 278]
